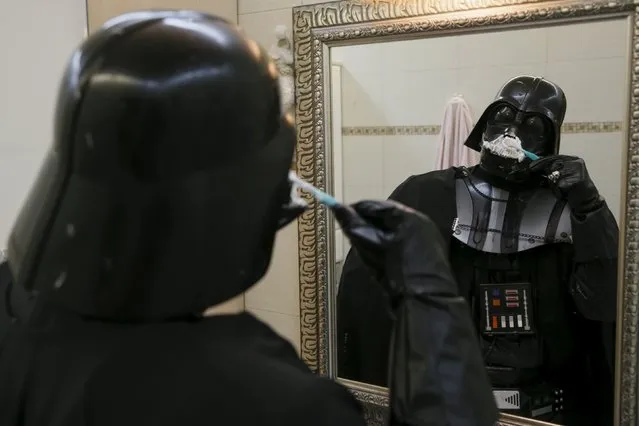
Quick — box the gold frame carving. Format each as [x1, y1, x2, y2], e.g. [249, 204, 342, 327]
[293, 1, 637, 425]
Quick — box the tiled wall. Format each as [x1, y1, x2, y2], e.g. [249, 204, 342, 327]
[239, 0, 327, 351]
[332, 18, 629, 242]
[0, 0, 87, 246]
[87, 0, 238, 31]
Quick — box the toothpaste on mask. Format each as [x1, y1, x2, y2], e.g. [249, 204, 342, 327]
[481, 135, 539, 162]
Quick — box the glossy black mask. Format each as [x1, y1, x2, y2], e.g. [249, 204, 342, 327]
[466, 76, 567, 156]
[478, 104, 553, 181]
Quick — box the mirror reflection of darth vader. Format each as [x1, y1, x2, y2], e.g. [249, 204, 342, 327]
[337, 76, 618, 426]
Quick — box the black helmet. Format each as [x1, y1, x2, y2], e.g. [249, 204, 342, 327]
[6, 10, 298, 321]
[465, 76, 567, 156]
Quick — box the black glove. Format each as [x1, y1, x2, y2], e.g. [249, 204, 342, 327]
[529, 155, 603, 217]
[333, 200, 457, 304]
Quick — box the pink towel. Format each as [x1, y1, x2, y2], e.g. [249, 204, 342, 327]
[435, 95, 480, 170]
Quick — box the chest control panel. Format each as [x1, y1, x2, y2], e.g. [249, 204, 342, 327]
[479, 282, 535, 335]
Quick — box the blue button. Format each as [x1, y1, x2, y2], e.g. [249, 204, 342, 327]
[492, 289, 500, 296]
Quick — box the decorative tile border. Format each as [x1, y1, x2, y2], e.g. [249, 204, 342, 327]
[342, 121, 623, 136]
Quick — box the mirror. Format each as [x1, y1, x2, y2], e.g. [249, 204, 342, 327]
[293, 2, 638, 426]
[332, 17, 628, 426]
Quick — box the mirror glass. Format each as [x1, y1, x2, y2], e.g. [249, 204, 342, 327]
[332, 17, 630, 426]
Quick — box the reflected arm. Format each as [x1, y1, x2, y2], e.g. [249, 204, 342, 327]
[337, 249, 393, 387]
[388, 295, 498, 426]
[570, 202, 619, 322]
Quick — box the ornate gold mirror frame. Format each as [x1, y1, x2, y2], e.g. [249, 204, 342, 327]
[293, 1, 638, 425]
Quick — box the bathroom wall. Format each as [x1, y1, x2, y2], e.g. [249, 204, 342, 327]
[0, 0, 88, 247]
[87, 0, 237, 32]
[332, 19, 628, 226]
[238, 0, 327, 352]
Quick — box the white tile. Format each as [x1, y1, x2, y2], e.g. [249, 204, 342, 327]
[239, 0, 300, 14]
[332, 44, 387, 127]
[332, 43, 383, 69]
[249, 308, 301, 353]
[456, 62, 547, 119]
[382, 135, 438, 197]
[245, 221, 300, 316]
[559, 133, 625, 223]
[342, 136, 384, 188]
[382, 68, 460, 125]
[547, 18, 630, 62]
[457, 27, 547, 68]
[380, 35, 459, 72]
[343, 185, 385, 204]
[0, 148, 48, 245]
[238, 8, 293, 47]
[545, 57, 628, 123]
[339, 67, 386, 127]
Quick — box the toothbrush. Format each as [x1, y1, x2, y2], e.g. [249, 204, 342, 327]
[288, 171, 341, 208]
[523, 150, 540, 161]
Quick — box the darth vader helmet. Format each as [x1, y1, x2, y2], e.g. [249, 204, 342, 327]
[465, 76, 567, 181]
[6, 11, 302, 321]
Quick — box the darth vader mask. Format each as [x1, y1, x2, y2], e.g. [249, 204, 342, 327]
[479, 103, 554, 182]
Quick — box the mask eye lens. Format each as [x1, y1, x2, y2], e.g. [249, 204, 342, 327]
[492, 106, 514, 123]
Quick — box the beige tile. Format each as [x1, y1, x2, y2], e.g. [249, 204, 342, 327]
[203, 295, 245, 315]
[382, 68, 460, 125]
[332, 43, 384, 68]
[333, 44, 387, 127]
[457, 27, 547, 68]
[545, 57, 628, 123]
[547, 18, 630, 62]
[456, 62, 547, 118]
[334, 229, 345, 263]
[0, 149, 48, 245]
[342, 136, 384, 188]
[302, 0, 330, 4]
[88, 0, 237, 29]
[343, 184, 385, 204]
[382, 135, 438, 197]
[340, 69, 387, 126]
[239, 8, 293, 48]
[245, 221, 300, 316]
[249, 308, 301, 353]
[3, 0, 86, 155]
[381, 35, 459, 72]
[239, 0, 300, 15]
[560, 133, 625, 223]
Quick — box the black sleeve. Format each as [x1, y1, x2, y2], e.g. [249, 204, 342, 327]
[336, 175, 423, 386]
[569, 202, 619, 321]
[0, 263, 12, 346]
[389, 297, 498, 426]
[337, 249, 392, 387]
[386, 209, 497, 426]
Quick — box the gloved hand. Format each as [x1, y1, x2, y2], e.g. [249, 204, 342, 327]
[332, 200, 457, 305]
[529, 154, 603, 217]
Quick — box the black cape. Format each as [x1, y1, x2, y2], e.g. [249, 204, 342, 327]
[0, 267, 365, 426]
[338, 167, 617, 425]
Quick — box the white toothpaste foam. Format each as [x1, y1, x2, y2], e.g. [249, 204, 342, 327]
[481, 135, 526, 162]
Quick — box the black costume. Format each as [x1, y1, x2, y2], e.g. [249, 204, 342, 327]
[338, 76, 618, 425]
[0, 11, 498, 426]
[0, 12, 364, 426]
